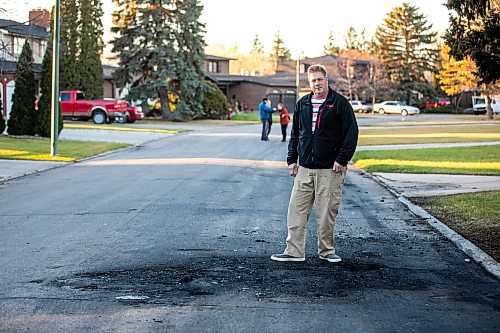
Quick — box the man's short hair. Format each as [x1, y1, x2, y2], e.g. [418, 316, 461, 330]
[263, 97, 268, 102]
[307, 64, 328, 78]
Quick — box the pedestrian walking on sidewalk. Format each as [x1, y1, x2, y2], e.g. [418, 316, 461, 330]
[271, 64, 359, 263]
[277, 103, 290, 142]
[259, 97, 273, 141]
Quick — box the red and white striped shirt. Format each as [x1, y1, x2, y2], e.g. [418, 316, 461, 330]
[311, 98, 326, 131]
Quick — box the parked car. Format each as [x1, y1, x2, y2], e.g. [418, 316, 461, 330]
[116, 101, 145, 124]
[349, 100, 373, 113]
[373, 101, 420, 116]
[425, 97, 451, 109]
[60, 91, 128, 124]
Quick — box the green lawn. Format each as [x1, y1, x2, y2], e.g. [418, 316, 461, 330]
[413, 191, 500, 261]
[353, 145, 500, 175]
[359, 124, 500, 145]
[0, 137, 131, 162]
[64, 123, 189, 134]
[231, 112, 282, 123]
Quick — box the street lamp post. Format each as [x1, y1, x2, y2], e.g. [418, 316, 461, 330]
[50, 0, 60, 156]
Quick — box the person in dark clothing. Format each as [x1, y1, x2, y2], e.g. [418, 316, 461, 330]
[259, 98, 273, 141]
[277, 103, 290, 142]
[271, 64, 359, 263]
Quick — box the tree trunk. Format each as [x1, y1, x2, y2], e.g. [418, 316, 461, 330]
[486, 95, 493, 120]
[452, 94, 461, 113]
[159, 87, 173, 120]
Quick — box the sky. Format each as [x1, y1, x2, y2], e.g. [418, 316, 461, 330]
[1, 0, 451, 59]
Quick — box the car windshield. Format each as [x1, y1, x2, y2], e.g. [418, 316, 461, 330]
[397, 101, 407, 106]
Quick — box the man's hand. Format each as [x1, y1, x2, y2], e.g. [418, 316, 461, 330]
[333, 161, 345, 173]
[288, 163, 298, 177]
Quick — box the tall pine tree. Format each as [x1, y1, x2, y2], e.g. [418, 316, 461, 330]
[112, 0, 207, 120]
[78, 0, 104, 99]
[323, 31, 340, 56]
[251, 34, 264, 55]
[7, 40, 37, 135]
[59, 0, 80, 90]
[375, 3, 438, 102]
[272, 30, 291, 71]
[344, 26, 360, 50]
[36, 8, 63, 137]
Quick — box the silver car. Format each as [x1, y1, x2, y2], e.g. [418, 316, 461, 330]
[349, 100, 373, 113]
[373, 101, 420, 116]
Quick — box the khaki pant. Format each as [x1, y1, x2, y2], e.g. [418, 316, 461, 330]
[284, 166, 346, 258]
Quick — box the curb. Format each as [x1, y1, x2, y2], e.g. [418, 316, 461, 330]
[356, 168, 500, 280]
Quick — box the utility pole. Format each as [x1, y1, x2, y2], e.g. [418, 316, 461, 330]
[50, 0, 60, 156]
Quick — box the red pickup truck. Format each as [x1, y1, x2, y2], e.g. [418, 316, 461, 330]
[60, 90, 128, 124]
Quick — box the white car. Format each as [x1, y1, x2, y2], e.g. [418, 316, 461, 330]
[373, 101, 420, 116]
[349, 100, 373, 113]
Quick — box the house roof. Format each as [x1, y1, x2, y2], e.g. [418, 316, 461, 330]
[0, 59, 42, 73]
[0, 19, 49, 39]
[204, 54, 235, 61]
[214, 75, 296, 88]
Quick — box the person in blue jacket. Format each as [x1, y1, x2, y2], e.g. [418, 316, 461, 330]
[259, 97, 273, 141]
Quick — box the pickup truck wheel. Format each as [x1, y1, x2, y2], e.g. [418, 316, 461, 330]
[378, 108, 385, 115]
[92, 110, 107, 124]
[401, 109, 408, 116]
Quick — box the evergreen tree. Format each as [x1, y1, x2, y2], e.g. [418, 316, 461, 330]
[251, 34, 264, 55]
[0, 114, 5, 134]
[437, 44, 478, 112]
[7, 41, 37, 135]
[36, 9, 63, 138]
[78, 0, 104, 99]
[59, 0, 80, 90]
[375, 2, 438, 102]
[344, 26, 359, 50]
[112, 0, 207, 120]
[323, 31, 340, 55]
[272, 30, 291, 71]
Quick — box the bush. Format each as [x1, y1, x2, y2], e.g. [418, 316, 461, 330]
[0, 115, 5, 134]
[7, 40, 37, 135]
[421, 106, 454, 114]
[201, 81, 231, 119]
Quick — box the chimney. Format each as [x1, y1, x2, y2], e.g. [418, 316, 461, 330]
[29, 9, 50, 30]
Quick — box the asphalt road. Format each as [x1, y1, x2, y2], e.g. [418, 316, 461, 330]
[0, 124, 499, 332]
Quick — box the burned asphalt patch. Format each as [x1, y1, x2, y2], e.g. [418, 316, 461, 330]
[48, 252, 500, 309]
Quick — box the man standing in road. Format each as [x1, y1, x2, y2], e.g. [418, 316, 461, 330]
[259, 97, 273, 141]
[271, 64, 358, 263]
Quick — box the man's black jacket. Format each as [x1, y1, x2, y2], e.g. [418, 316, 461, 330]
[287, 88, 359, 168]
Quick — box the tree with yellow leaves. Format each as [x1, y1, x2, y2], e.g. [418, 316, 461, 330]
[437, 44, 478, 112]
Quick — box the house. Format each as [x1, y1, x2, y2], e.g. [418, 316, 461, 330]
[0, 9, 49, 118]
[0, 9, 121, 119]
[203, 55, 297, 112]
[277, 54, 377, 102]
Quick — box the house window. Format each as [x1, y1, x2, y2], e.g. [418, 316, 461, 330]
[207, 61, 219, 73]
[13, 37, 26, 56]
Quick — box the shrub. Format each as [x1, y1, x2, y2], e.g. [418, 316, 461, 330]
[201, 81, 231, 119]
[7, 40, 37, 135]
[0, 115, 5, 134]
[421, 106, 454, 114]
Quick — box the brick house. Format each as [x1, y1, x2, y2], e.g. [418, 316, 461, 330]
[204, 55, 297, 112]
